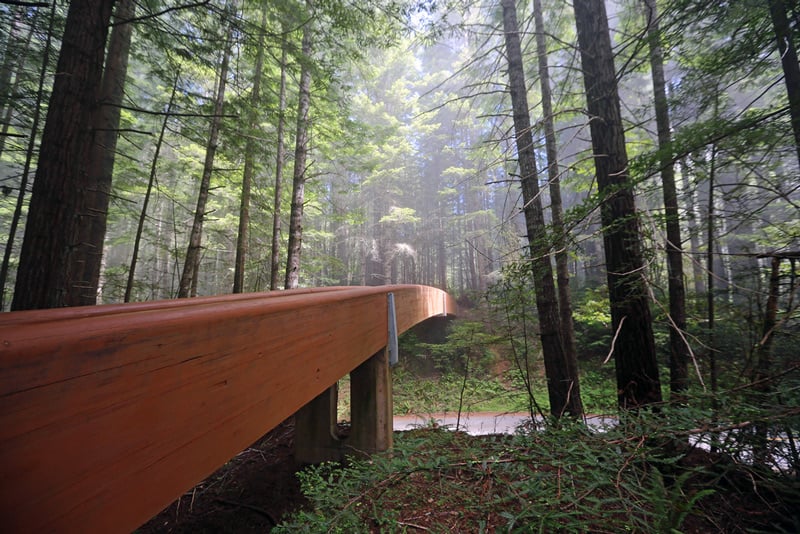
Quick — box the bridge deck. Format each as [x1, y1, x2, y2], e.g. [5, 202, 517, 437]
[0, 285, 455, 533]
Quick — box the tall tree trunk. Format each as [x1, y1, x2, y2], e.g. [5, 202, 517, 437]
[125, 73, 178, 302]
[11, 0, 115, 311]
[270, 35, 289, 290]
[752, 255, 781, 463]
[0, 8, 35, 159]
[755, 256, 781, 387]
[0, 9, 22, 114]
[680, 159, 705, 294]
[437, 218, 447, 291]
[502, 0, 583, 418]
[706, 143, 718, 399]
[0, 4, 55, 310]
[68, 0, 135, 305]
[284, 21, 313, 290]
[233, 6, 267, 293]
[533, 0, 580, 383]
[178, 22, 233, 298]
[767, 0, 800, 166]
[644, 0, 690, 395]
[572, 0, 663, 409]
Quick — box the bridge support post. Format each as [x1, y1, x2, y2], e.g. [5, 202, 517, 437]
[348, 347, 393, 456]
[293, 347, 393, 464]
[294, 384, 343, 464]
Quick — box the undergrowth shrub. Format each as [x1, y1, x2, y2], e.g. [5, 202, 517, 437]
[276, 406, 800, 532]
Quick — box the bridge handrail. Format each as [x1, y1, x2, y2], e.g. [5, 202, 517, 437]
[0, 284, 456, 533]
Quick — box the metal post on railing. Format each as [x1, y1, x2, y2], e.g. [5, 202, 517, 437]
[387, 292, 398, 367]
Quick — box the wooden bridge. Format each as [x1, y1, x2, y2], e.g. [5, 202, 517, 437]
[0, 284, 456, 533]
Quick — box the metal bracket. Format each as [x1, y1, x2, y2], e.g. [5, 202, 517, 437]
[387, 292, 399, 367]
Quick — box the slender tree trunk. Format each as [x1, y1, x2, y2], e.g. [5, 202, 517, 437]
[644, 0, 690, 395]
[125, 73, 178, 302]
[437, 218, 447, 291]
[533, 0, 580, 380]
[706, 143, 718, 399]
[755, 256, 781, 387]
[680, 159, 705, 294]
[0, 4, 55, 310]
[502, 0, 583, 418]
[0, 9, 35, 159]
[270, 35, 289, 290]
[284, 21, 313, 290]
[11, 0, 114, 311]
[753, 255, 781, 464]
[178, 22, 233, 298]
[0, 9, 22, 113]
[233, 6, 267, 293]
[767, 0, 800, 166]
[572, 0, 663, 409]
[69, 0, 135, 305]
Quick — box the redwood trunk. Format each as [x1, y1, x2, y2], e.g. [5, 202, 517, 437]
[12, 0, 115, 310]
[502, 0, 583, 418]
[270, 36, 288, 290]
[69, 0, 135, 305]
[284, 23, 313, 290]
[0, 4, 56, 310]
[233, 6, 267, 293]
[644, 0, 690, 395]
[125, 74, 178, 302]
[572, 0, 663, 408]
[178, 25, 233, 298]
[533, 0, 579, 377]
[767, 0, 800, 166]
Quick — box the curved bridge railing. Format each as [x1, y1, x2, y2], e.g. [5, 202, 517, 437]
[0, 284, 456, 533]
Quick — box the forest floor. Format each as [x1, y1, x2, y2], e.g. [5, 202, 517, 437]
[138, 418, 797, 533]
[137, 419, 304, 533]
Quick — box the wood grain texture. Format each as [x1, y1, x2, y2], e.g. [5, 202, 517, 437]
[0, 285, 456, 533]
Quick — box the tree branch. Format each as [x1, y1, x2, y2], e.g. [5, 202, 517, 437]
[111, 1, 211, 26]
[111, 103, 238, 119]
[0, 1, 49, 6]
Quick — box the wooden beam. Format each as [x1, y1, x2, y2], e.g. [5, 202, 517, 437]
[0, 285, 456, 533]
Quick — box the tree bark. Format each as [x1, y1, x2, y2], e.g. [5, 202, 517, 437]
[270, 35, 289, 290]
[502, 0, 583, 418]
[0, 4, 54, 310]
[68, 0, 135, 305]
[767, 0, 800, 166]
[753, 255, 781, 464]
[11, 0, 115, 311]
[644, 0, 690, 395]
[533, 0, 580, 383]
[680, 159, 705, 294]
[284, 21, 313, 290]
[572, 0, 663, 408]
[754, 256, 781, 388]
[706, 142, 718, 399]
[233, 6, 267, 293]
[0, 8, 34, 159]
[125, 73, 178, 302]
[178, 22, 233, 298]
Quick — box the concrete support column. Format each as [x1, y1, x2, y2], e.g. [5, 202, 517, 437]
[293, 347, 393, 463]
[348, 347, 393, 456]
[293, 384, 342, 464]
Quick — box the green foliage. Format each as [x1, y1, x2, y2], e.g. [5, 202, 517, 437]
[277, 401, 800, 532]
[572, 286, 613, 360]
[393, 367, 529, 415]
